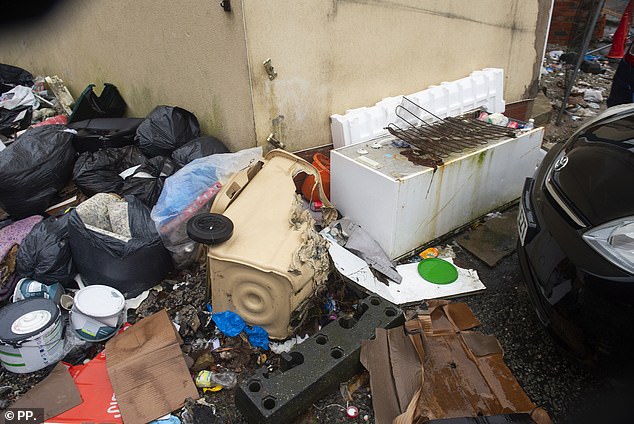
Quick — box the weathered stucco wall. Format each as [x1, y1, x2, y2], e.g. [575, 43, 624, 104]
[243, 0, 551, 151]
[0, 0, 550, 152]
[0, 0, 256, 151]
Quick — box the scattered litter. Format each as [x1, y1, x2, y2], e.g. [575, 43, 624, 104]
[418, 247, 439, 259]
[269, 334, 309, 354]
[0, 85, 39, 110]
[325, 233, 484, 305]
[583, 88, 603, 103]
[195, 370, 238, 389]
[44, 75, 74, 115]
[548, 50, 564, 61]
[324, 218, 401, 284]
[213, 310, 270, 349]
[149, 414, 181, 424]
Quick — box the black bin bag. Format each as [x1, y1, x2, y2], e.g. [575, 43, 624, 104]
[73, 146, 146, 196]
[0, 63, 33, 94]
[136, 105, 200, 157]
[68, 117, 144, 153]
[16, 214, 75, 287]
[0, 125, 76, 218]
[121, 156, 178, 207]
[171, 135, 230, 167]
[68, 83, 127, 123]
[68, 195, 173, 298]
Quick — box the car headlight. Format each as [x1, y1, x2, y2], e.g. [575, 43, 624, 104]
[583, 217, 634, 274]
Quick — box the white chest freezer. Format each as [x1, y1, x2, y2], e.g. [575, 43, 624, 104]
[330, 128, 544, 259]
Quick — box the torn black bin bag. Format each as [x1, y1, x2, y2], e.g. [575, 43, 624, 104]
[171, 135, 230, 167]
[73, 146, 146, 196]
[136, 105, 200, 157]
[121, 156, 178, 207]
[68, 83, 127, 123]
[0, 106, 32, 136]
[0, 125, 76, 218]
[68, 196, 173, 298]
[0, 64, 33, 94]
[16, 214, 76, 288]
[68, 117, 144, 153]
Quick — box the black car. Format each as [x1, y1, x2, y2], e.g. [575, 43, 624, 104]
[517, 104, 634, 360]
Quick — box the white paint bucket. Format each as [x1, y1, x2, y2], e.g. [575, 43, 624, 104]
[0, 298, 64, 373]
[70, 285, 125, 342]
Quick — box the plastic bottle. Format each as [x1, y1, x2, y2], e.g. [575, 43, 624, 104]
[523, 118, 535, 131]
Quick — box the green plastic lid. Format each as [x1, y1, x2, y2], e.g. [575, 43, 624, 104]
[417, 258, 459, 285]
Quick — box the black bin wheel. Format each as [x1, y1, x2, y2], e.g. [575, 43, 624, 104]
[187, 213, 234, 245]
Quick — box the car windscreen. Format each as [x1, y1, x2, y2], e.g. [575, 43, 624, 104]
[574, 114, 634, 151]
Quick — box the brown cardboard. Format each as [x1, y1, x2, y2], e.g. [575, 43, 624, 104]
[360, 327, 421, 424]
[105, 310, 199, 424]
[11, 362, 82, 421]
[361, 302, 550, 424]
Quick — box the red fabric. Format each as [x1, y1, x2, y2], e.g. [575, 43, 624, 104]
[32, 115, 68, 128]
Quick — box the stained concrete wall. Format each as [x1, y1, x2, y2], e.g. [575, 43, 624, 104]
[243, 0, 552, 151]
[0, 0, 550, 152]
[0, 0, 256, 151]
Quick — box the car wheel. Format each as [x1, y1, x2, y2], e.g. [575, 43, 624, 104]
[187, 213, 234, 245]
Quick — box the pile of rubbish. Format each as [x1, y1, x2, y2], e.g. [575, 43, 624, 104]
[0, 63, 551, 424]
[540, 44, 615, 122]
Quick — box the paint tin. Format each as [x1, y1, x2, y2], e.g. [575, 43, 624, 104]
[70, 285, 125, 342]
[0, 298, 64, 373]
[12, 278, 64, 304]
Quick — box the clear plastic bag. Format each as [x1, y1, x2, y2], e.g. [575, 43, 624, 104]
[151, 147, 262, 268]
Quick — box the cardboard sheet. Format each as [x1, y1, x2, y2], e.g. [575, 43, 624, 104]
[456, 213, 518, 267]
[360, 327, 421, 424]
[324, 233, 485, 305]
[105, 310, 199, 424]
[361, 301, 551, 424]
[11, 363, 82, 421]
[47, 351, 123, 424]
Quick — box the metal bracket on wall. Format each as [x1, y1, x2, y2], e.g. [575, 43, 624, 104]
[266, 133, 285, 150]
[263, 59, 278, 80]
[220, 0, 231, 12]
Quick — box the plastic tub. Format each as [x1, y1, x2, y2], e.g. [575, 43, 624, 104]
[301, 153, 331, 202]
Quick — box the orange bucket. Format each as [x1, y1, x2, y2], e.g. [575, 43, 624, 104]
[301, 153, 330, 202]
